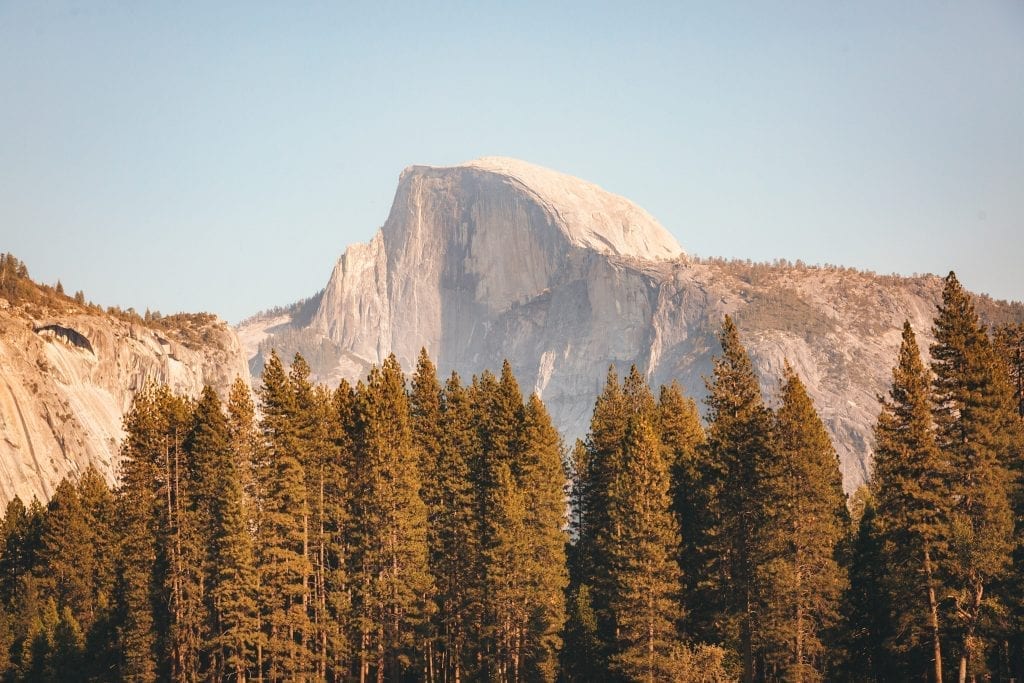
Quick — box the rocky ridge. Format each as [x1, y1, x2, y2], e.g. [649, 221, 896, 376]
[240, 158, 1022, 492]
[0, 288, 249, 505]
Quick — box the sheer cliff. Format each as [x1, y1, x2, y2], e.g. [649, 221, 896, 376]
[240, 158, 1022, 492]
[0, 278, 250, 505]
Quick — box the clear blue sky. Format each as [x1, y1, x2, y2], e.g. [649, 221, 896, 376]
[2, 2, 1022, 323]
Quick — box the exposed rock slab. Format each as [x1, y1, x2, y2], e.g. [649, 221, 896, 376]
[0, 303, 249, 505]
[240, 158, 1022, 493]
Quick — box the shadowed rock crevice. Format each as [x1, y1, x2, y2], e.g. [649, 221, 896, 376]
[34, 324, 94, 354]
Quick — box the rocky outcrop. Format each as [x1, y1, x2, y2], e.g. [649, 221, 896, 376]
[0, 300, 249, 506]
[240, 157, 1022, 493]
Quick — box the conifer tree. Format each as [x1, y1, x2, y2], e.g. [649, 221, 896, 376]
[657, 382, 709, 639]
[75, 466, 119, 678]
[702, 315, 774, 682]
[607, 416, 683, 682]
[561, 438, 593, 683]
[35, 481, 89, 619]
[192, 382, 260, 681]
[473, 363, 531, 679]
[323, 380, 354, 679]
[0, 496, 47, 680]
[409, 350, 447, 679]
[841, 490, 893, 682]
[186, 385, 232, 678]
[0, 497, 42, 610]
[993, 323, 1024, 418]
[475, 361, 526, 474]
[518, 394, 569, 682]
[577, 366, 628, 664]
[561, 581, 602, 683]
[114, 383, 192, 681]
[562, 436, 602, 682]
[622, 365, 658, 425]
[930, 273, 1016, 683]
[350, 355, 433, 682]
[429, 371, 482, 682]
[755, 365, 848, 681]
[873, 322, 948, 682]
[411, 349, 445, 481]
[228, 377, 269, 681]
[993, 323, 1024, 683]
[49, 606, 84, 681]
[28, 471, 114, 681]
[257, 351, 314, 680]
[288, 355, 337, 679]
[566, 439, 589, 556]
[481, 460, 530, 683]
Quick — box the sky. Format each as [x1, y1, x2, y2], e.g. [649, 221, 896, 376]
[1, 1, 1022, 323]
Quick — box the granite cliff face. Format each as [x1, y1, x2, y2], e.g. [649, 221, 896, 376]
[0, 293, 249, 506]
[241, 157, 1021, 492]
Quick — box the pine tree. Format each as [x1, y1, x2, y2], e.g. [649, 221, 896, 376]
[657, 382, 709, 640]
[0, 496, 47, 680]
[227, 376, 268, 681]
[622, 365, 658, 425]
[114, 383, 192, 681]
[930, 273, 1016, 683]
[428, 371, 482, 682]
[578, 366, 629, 666]
[873, 321, 949, 682]
[411, 349, 445, 481]
[49, 606, 84, 681]
[841, 489, 893, 682]
[0, 497, 42, 610]
[755, 365, 848, 681]
[30, 470, 116, 682]
[323, 380, 354, 679]
[473, 363, 532, 680]
[409, 350, 447, 680]
[702, 315, 774, 682]
[183, 386, 231, 679]
[607, 416, 683, 683]
[350, 355, 433, 682]
[993, 323, 1024, 418]
[152, 386, 203, 683]
[481, 460, 530, 683]
[257, 351, 314, 681]
[35, 481, 88, 617]
[518, 394, 569, 682]
[190, 382, 260, 681]
[75, 466, 119, 679]
[475, 361, 526, 475]
[993, 323, 1024, 683]
[287, 354, 339, 680]
[561, 580, 602, 683]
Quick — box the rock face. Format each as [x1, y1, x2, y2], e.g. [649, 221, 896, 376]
[240, 157, 1022, 493]
[0, 300, 249, 506]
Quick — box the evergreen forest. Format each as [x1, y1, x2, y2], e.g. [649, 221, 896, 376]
[0, 272, 1021, 682]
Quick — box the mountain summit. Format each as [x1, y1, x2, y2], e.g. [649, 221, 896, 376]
[240, 159, 1022, 492]
[450, 157, 684, 260]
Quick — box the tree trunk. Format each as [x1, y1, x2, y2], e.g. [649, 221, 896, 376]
[958, 582, 985, 683]
[359, 629, 367, 683]
[742, 601, 754, 683]
[377, 625, 385, 683]
[648, 618, 655, 683]
[924, 549, 944, 683]
[795, 526, 804, 683]
[316, 468, 326, 681]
